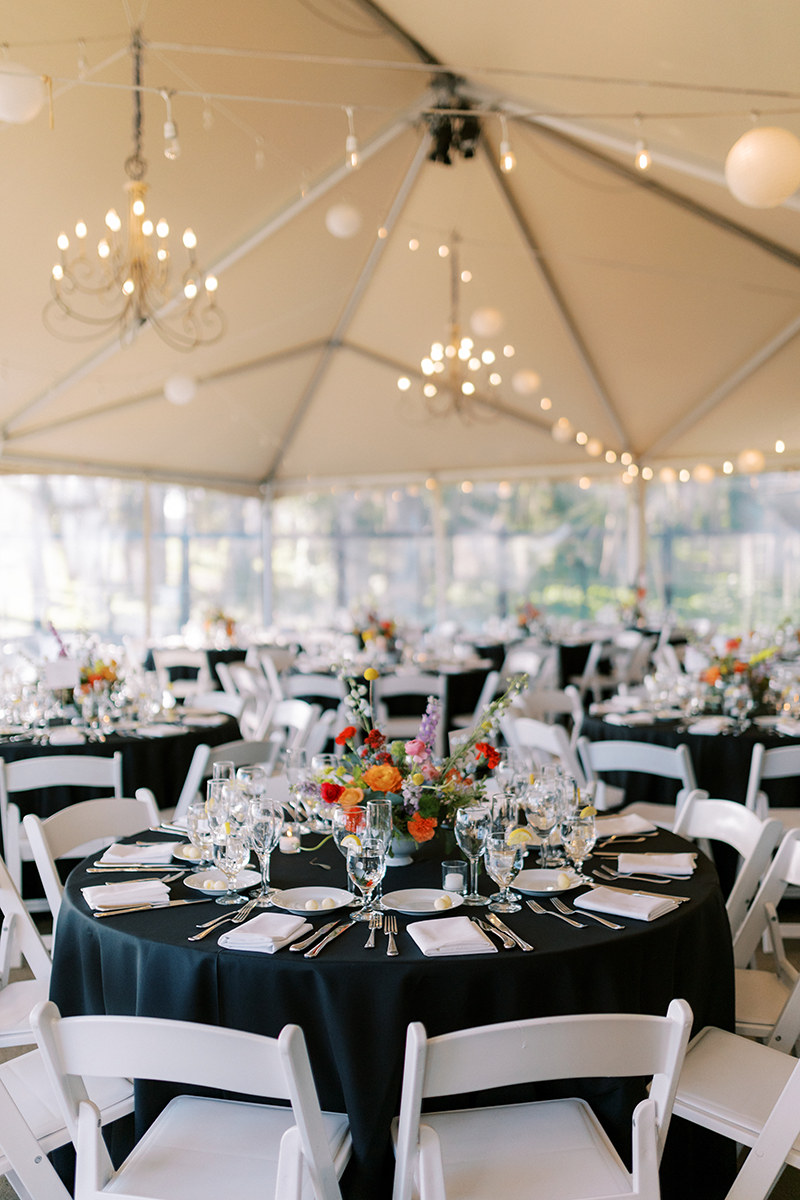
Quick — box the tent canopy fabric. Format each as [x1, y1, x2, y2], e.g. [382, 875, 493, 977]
[1, 0, 799, 494]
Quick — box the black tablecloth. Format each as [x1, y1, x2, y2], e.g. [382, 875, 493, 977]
[580, 713, 800, 808]
[51, 825, 735, 1199]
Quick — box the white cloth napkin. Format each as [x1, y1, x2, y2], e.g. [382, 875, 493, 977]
[686, 716, 733, 734]
[575, 886, 679, 922]
[595, 814, 657, 836]
[82, 879, 170, 910]
[776, 718, 800, 736]
[616, 852, 696, 876]
[47, 728, 86, 745]
[97, 842, 180, 865]
[218, 913, 311, 953]
[604, 712, 654, 726]
[138, 723, 181, 738]
[406, 915, 496, 956]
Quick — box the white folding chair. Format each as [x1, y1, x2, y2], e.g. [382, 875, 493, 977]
[372, 675, 448, 758]
[151, 649, 213, 701]
[31, 1001, 351, 1200]
[673, 789, 783, 937]
[573, 633, 655, 702]
[225, 662, 276, 739]
[392, 1001, 692, 1200]
[568, 638, 614, 702]
[500, 715, 586, 787]
[510, 684, 584, 749]
[0, 851, 51, 1049]
[744, 742, 800, 938]
[674, 1026, 800, 1199]
[731, 828, 800, 1052]
[187, 690, 246, 720]
[23, 794, 159, 925]
[449, 670, 502, 732]
[0, 751, 124, 912]
[576, 736, 697, 827]
[259, 699, 322, 757]
[169, 737, 284, 822]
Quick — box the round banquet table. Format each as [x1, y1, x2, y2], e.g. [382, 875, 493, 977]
[580, 712, 800, 809]
[50, 826, 735, 1199]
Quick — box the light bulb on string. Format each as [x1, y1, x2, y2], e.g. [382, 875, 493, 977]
[344, 106, 359, 171]
[633, 114, 651, 172]
[499, 114, 516, 173]
[161, 90, 180, 161]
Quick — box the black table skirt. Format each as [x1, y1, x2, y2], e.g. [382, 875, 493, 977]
[51, 825, 735, 1199]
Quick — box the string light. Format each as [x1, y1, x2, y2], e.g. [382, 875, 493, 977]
[634, 114, 651, 171]
[344, 106, 359, 171]
[161, 89, 180, 160]
[499, 114, 516, 173]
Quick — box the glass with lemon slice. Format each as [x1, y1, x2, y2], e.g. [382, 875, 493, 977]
[560, 805, 597, 883]
[332, 805, 366, 906]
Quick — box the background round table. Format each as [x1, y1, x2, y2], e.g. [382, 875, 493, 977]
[51, 824, 735, 1199]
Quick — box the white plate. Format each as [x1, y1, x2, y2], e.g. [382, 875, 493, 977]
[514, 869, 581, 895]
[381, 888, 465, 914]
[172, 843, 207, 864]
[271, 886, 353, 914]
[184, 868, 260, 893]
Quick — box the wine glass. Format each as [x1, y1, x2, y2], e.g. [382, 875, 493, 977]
[332, 805, 366, 903]
[248, 797, 283, 906]
[560, 809, 597, 883]
[484, 833, 524, 913]
[285, 747, 311, 832]
[454, 805, 491, 906]
[212, 827, 251, 906]
[185, 798, 213, 869]
[346, 837, 386, 922]
[366, 799, 393, 906]
[205, 778, 230, 841]
[525, 778, 560, 869]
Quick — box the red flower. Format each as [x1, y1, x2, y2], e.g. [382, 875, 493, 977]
[335, 725, 356, 746]
[320, 781, 344, 805]
[474, 742, 500, 770]
[365, 728, 385, 750]
[407, 812, 437, 843]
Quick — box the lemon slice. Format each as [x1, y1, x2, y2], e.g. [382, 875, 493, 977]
[506, 826, 535, 845]
[579, 804, 597, 819]
[340, 834, 361, 850]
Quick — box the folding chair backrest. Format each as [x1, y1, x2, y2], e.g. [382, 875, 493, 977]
[173, 739, 280, 820]
[0, 853, 51, 985]
[577, 737, 697, 789]
[189, 691, 246, 720]
[744, 743, 800, 815]
[724, 1051, 800, 1200]
[500, 715, 585, 785]
[733, 828, 800, 966]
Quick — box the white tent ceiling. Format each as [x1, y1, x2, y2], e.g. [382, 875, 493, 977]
[1, 0, 800, 494]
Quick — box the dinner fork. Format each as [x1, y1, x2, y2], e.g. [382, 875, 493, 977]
[365, 910, 383, 948]
[526, 897, 586, 928]
[188, 895, 259, 940]
[551, 895, 623, 930]
[385, 913, 398, 956]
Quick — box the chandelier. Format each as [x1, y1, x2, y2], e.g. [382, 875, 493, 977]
[416, 232, 504, 419]
[43, 30, 223, 352]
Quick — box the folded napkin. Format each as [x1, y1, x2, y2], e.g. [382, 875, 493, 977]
[604, 712, 653, 726]
[97, 842, 180, 865]
[406, 915, 496, 957]
[47, 727, 86, 745]
[575, 886, 679, 922]
[686, 716, 733, 735]
[595, 814, 657, 836]
[776, 718, 800, 737]
[138, 723, 180, 738]
[81, 879, 170, 910]
[218, 913, 311, 953]
[616, 852, 696, 877]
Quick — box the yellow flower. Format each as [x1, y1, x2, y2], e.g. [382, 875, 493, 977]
[364, 667, 379, 681]
[411, 772, 425, 786]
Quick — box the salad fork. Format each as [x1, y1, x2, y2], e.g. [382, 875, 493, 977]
[551, 895, 623, 930]
[385, 913, 398, 956]
[365, 910, 383, 948]
[527, 897, 585, 928]
[188, 895, 259, 940]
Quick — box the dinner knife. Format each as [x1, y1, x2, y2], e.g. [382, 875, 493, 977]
[589, 883, 691, 904]
[485, 912, 534, 951]
[288, 920, 341, 952]
[93, 898, 213, 918]
[304, 920, 356, 957]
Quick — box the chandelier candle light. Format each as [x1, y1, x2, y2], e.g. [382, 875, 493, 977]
[44, 29, 223, 352]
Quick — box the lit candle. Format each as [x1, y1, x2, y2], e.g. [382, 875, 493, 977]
[279, 826, 301, 854]
[444, 872, 464, 892]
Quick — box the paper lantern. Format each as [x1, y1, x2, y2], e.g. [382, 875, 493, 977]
[511, 368, 542, 395]
[737, 448, 766, 474]
[725, 127, 800, 208]
[551, 417, 573, 443]
[164, 374, 197, 406]
[692, 463, 715, 483]
[325, 203, 362, 238]
[469, 307, 504, 337]
[0, 61, 46, 124]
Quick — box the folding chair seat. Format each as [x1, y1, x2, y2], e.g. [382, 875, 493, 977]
[392, 1001, 692, 1200]
[32, 1001, 351, 1200]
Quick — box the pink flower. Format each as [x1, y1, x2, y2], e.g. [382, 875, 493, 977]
[421, 762, 440, 782]
[405, 738, 427, 760]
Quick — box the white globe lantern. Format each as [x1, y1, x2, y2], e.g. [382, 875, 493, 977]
[164, 374, 197, 406]
[0, 61, 46, 124]
[325, 203, 362, 239]
[725, 127, 800, 208]
[511, 368, 542, 396]
[469, 306, 504, 337]
[737, 448, 766, 474]
[551, 417, 573, 443]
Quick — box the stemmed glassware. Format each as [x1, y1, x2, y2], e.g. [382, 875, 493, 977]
[331, 804, 366, 906]
[484, 833, 524, 913]
[454, 804, 491, 906]
[525, 777, 560, 869]
[285, 747, 311, 832]
[365, 799, 392, 907]
[185, 798, 213, 869]
[248, 796, 283, 906]
[346, 837, 386, 922]
[212, 825, 252, 906]
[560, 808, 597, 883]
[309, 753, 339, 831]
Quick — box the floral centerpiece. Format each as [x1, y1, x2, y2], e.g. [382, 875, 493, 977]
[317, 668, 528, 846]
[79, 657, 118, 692]
[204, 607, 236, 640]
[701, 638, 778, 714]
[516, 601, 548, 639]
[352, 609, 397, 653]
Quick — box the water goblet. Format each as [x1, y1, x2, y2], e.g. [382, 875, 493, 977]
[212, 760, 235, 781]
[454, 804, 491, 906]
[525, 779, 559, 869]
[285, 747, 311, 832]
[346, 837, 386, 922]
[484, 833, 524, 913]
[205, 778, 231, 841]
[365, 798, 393, 906]
[185, 798, 213, 869]
[248, 797, 283, 906]
[560, 809, 597, 883]
[212, 828, 251, 906]
[332, 805, 366, 904]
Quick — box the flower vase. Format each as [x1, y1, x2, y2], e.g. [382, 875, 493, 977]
[386, 831, 417, 867]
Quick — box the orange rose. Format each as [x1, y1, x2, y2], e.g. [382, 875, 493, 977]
[362, 763, 403, 794]
[338, 787, 364, 809]
[703, 665, 721, 685]
[407, 812, 437, 842]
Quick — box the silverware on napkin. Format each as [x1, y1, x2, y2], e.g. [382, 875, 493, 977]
[94, 898, 212, 918]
